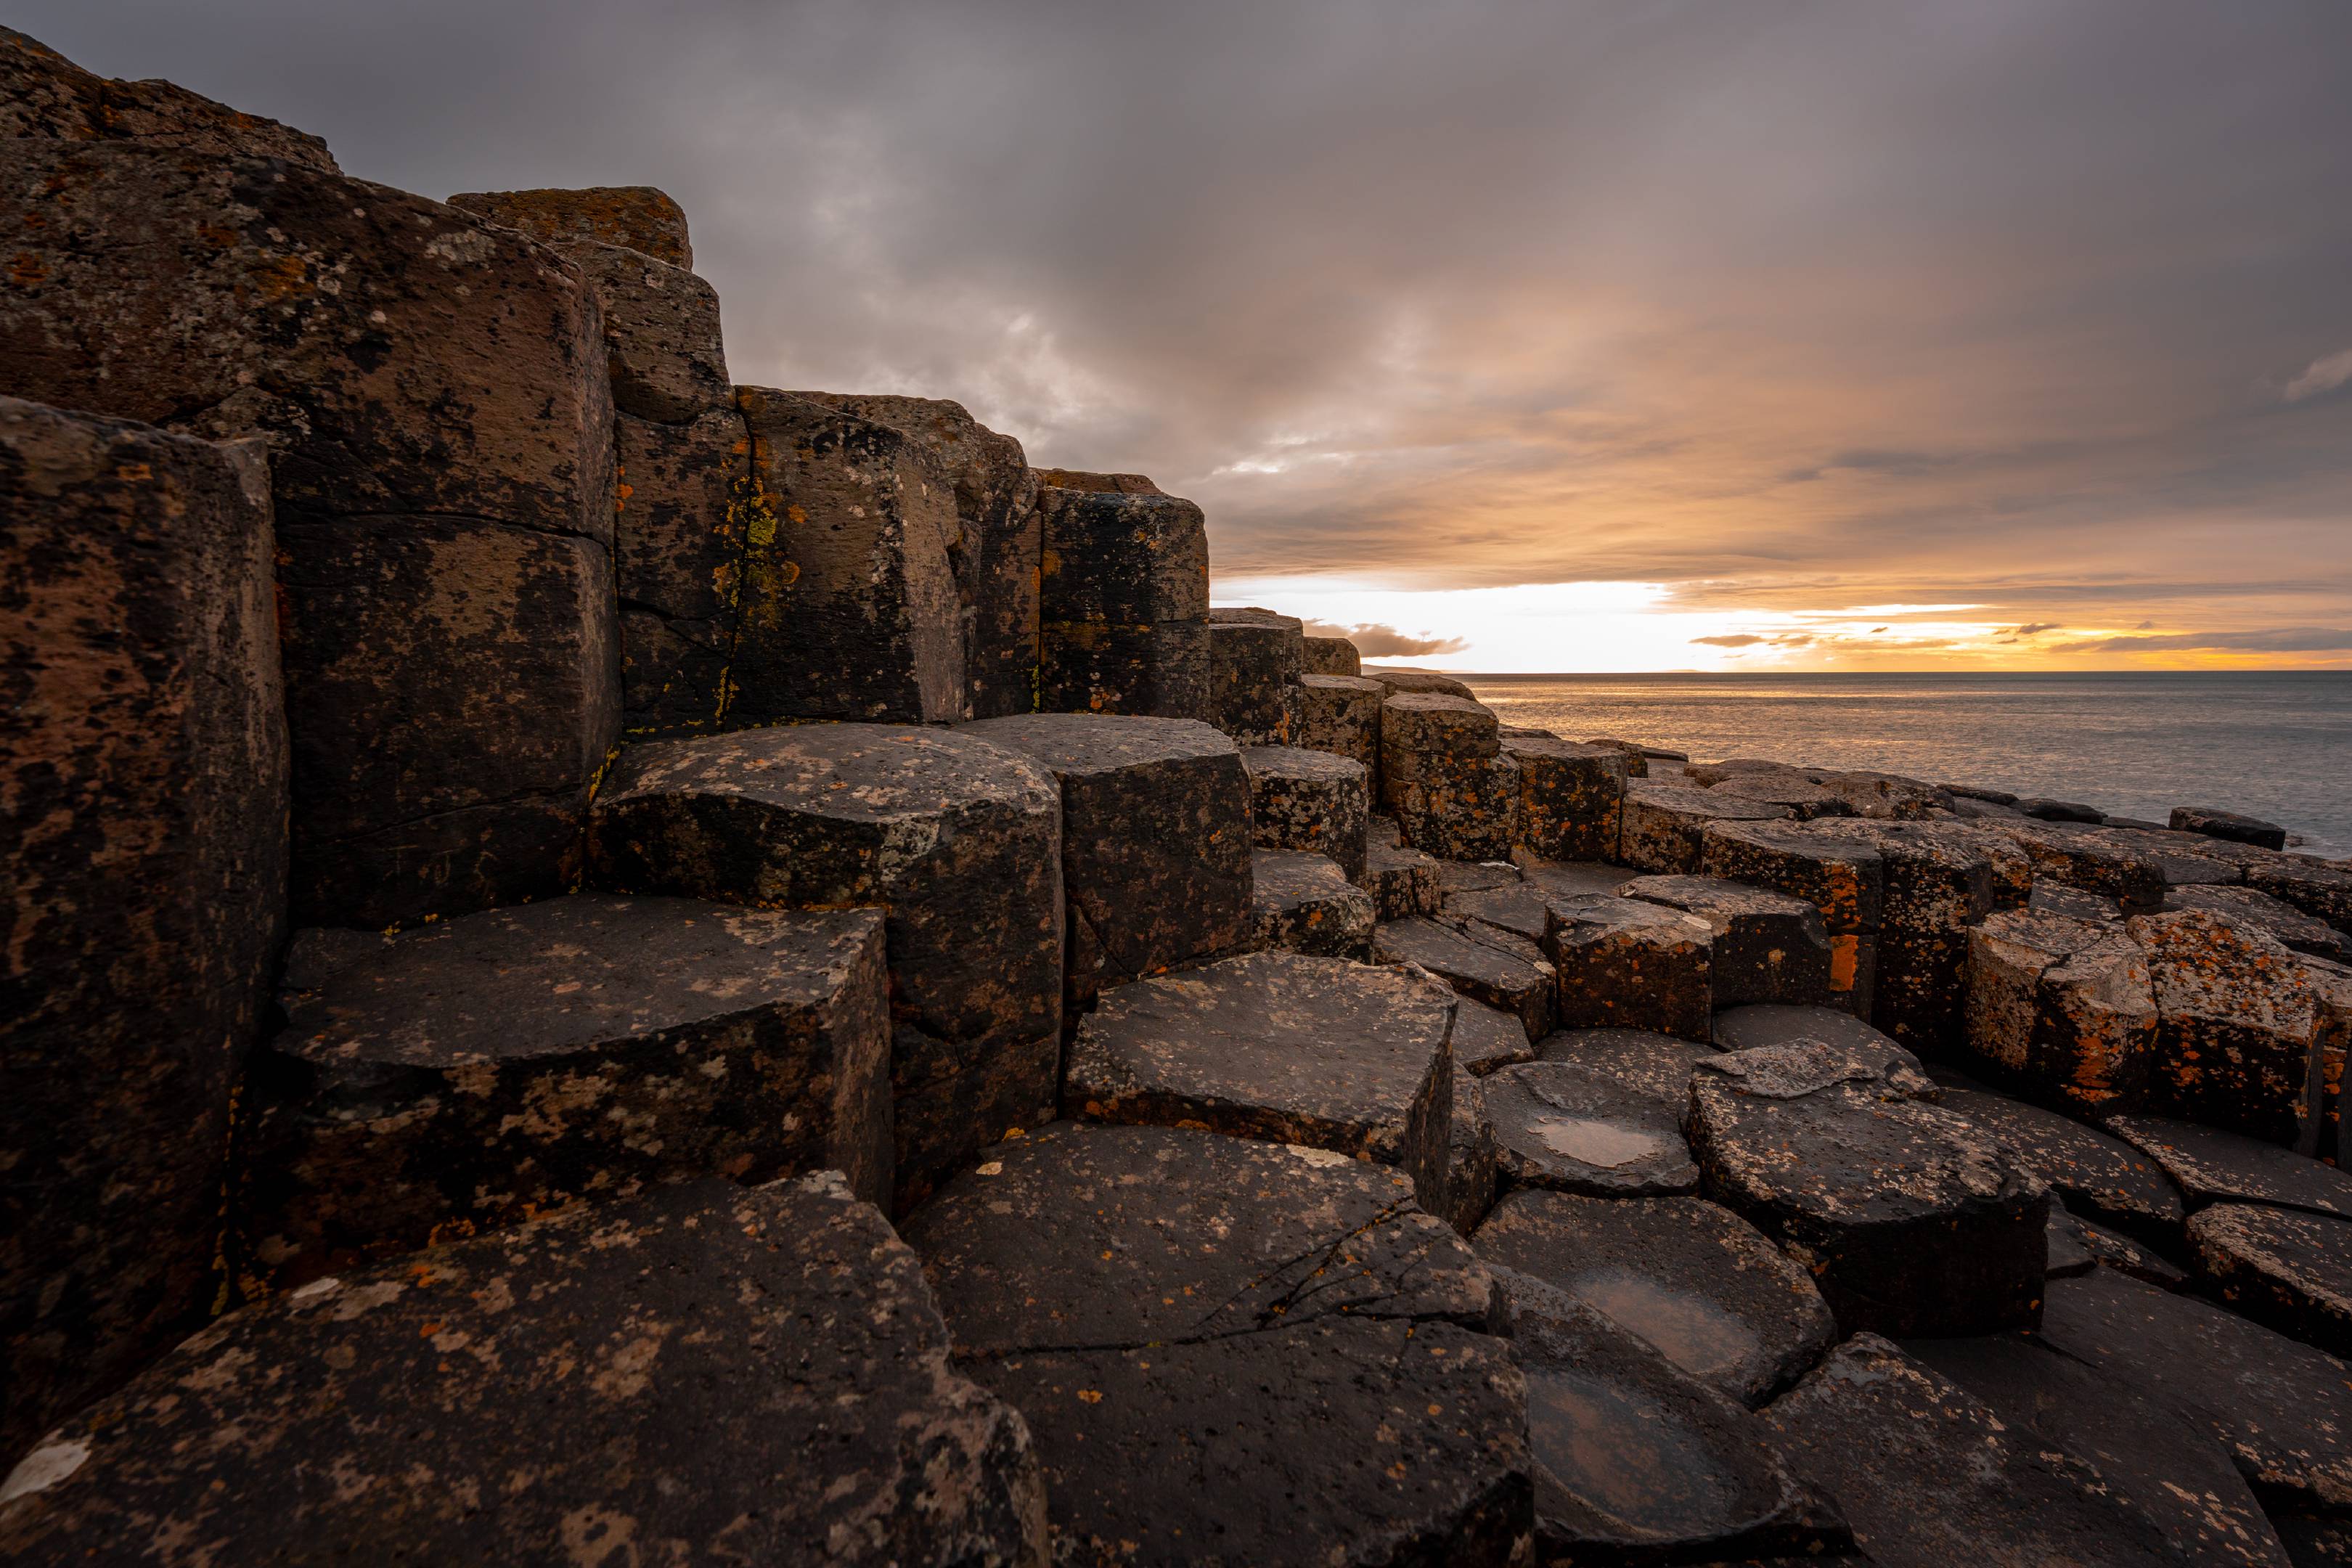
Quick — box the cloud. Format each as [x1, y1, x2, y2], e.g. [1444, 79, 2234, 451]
[2011, 622, 2061, 637]
[2286, 348, 2352, 403]
[1303, 620, 1469, 657]
[1691, 634, 1766, 647]
[2055, 627, 2352, 653]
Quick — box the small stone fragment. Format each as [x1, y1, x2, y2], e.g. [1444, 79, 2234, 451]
[1243, 744, 1370, 881]
[1249, 849, 1377, 960]
[1477, 1190, 1835, 1408]
[1620, 874, 1834, 1007]
[2130, 908, 2322, 1147]
[1375, 917, 1557, 1040]
[1545, 894, 1715, 1042]
[1295, 672, 1385, 774]
[1065, 952, 1458, 1198]
[1483, 1061, 1698, 1196]
[2173, 806, 2290, 852]
[1621, 783, 1795, 874]
[2018, 796, 2107, 823]
[1455, 999, 1543, 1076]
[1964, 907, 2158, 1116]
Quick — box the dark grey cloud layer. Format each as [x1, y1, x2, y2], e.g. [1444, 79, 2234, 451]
[22, 0, 2352, 654]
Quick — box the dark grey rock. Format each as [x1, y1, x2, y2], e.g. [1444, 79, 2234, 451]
[1484, 1061, 1697, 1196]
[1036, 480, 1210, 721]
[2248, 859, 2352, 938]
[1506, 734, 1628, 860]
[2, 29, 340, 169]
[1622, 783, 1795, 874]
[1808, 769, 1956, 822]
[1244, 743, 1370, 881]
[1065, 951, 1458, 1198]
[1206, 606, 1305, 745]
[1455, 999, 1542, 1076]
[1365, 668, 1477, 699]
[1477, 1190, 1836, 1407]
[1376, 917, 1557, 1041]
[1805, 820, 2005, 1053]
[0, 1176, 1048, 1567]
[2174, 807, 2290, 853]
[2098, 824, 2271, 888]
[1699, 822, 1885, 1017]
[611, 407, 756, 737]
[2169, 885, 2350, 962]
[0, 400, 287, 1457]
[1760, 1335, 2182, 1568]
[2039, 1267, 2352, 1512]
[2048, 1207, 2097, 1278]
[1538, 1027, 1720, 1107]
[587, 723, 1064, 1211]
[1710, 1004, 1930, 1090]
[1691, 1047, 2049, 1335]
[1302, 633, 1362, 676]
[2018, 797, 2107, 824]
[1983, 819, 2169, 913]
[567, 238, 729, 422]
[2033, 881, 2128, 923]
[962, 713, 1252, 1016]
[2078, 1212, 2191, 1290]
[1382, 693, 1517, 862]
[1296, 672, 1384, 775]
[1545, 894, 1715, 1041]
[1965, 907, 2159, 1117]
[2271, 1516, 2352, 1566]
[2108, 1114, 2352, 1219]
[1935, 1085, 2186, 1251]
[2188, 1204, 2352, 1355]
[1621, 874, 1834, 1007]
[1441, 879, 1556, 943]
[1367, 836, 1445, 918]
[2309, 957, 2352, 1164]
[1903, 1332, 2290, 1568]
[1945, 783, 2020, 807]
[1433, 1073, 1501, 1235]
[901, 1122, 1531, 1566]
[1710, 770, 1858, 820]
[1249, 849, 1376, 960]
[2131, 909, 2323, 1147]
[241, 897, 891, 1294]
[1439, 858, 1524, 893]
[1514, 855, 1633, 899]
[1495, 1274, 1845, 1563]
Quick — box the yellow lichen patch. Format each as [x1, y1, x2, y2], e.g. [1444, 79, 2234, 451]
[7, 250, 48, 288]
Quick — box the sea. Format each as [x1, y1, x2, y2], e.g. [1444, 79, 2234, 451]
[1445, 671, 2352, 861]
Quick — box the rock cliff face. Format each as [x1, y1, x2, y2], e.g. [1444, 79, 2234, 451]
[7, 32, 2352, 1566]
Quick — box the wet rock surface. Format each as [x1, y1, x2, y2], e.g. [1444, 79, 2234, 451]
[1760, 1335, 2182, 1568]
[1244, 743, 1370, 880]
[1065, 951, 1458, 1197]
[1477, 1191, 1836, 1407]
[2187, 1202, 2352, 1357]
[1933, 1084, 2186, 1249]
[1546, 893, 1716, 1040]
[0, 400, 287, 1456]
[1250, 848, 1377, 959]
[242, 896, 891, 1290]
[2039, 1267, 2352, 1513]
[1710, 1003, 1928, 1085]
[0, 1176, 1048, 1567]
[1483, 1061, 1699, 1195]
[963, 714, 1251, 1013]
[1690, 1045, 2049, 1335]
[1376, 915, 1557, 1040]
[1621, 874, 1834, 1007]
[902, 1123, 1531, 1566]
[587, 724, 1063, 1210]
[1965, 907, 2159, 1116]
[2174, 807, 2291, 853]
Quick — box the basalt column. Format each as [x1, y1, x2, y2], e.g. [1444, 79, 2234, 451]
[1036, 471, 1210, 719]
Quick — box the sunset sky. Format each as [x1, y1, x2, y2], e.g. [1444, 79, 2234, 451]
[26, 1, 2352, 671]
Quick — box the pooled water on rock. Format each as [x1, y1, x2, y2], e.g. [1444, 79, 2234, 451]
[1532, 1116, 1671, 1167]
[1566, 1267, 1761, 1389]
[1524, 1367, 1746, 1539]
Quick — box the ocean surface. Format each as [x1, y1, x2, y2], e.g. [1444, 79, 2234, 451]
[1445, 671, 2352, 860]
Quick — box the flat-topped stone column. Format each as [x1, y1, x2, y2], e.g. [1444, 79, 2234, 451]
[1621, 784, 1793, 875]
[1, 1177, 1048, 1566]
[1296, 672, 1385, 773]
[1251, 849, 1377, 958]
[241, 895, 891, 1292]
[1207, 606, 1305, 744]
[1243, 744, 1370, 881]
[1302, 632, 1362, 674]
[1699, 820, 1886, 1017]
[587, 724, 1063, 1210]
[962, 714, 1252, 1016]
[1037, 474, 1209, 719]
[1382, 692, 1518, 861]
[2129, 907, 2322, 1148]
[1964, 907, 2157, 1116]
[1618, 874, 1833, 1007]
[1507, 734, 1628, 862]
[1544, 894, 1715, 1041]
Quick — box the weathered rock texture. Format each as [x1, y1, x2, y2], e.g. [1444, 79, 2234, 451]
[1482, 1061, 1697, 1196]
[1376, 916, 1558, 1041]
[1250, 849, 1377, 958]
[1065, 951, 1458, 1199]
[1037, 476, 1209, 719]
[242, 895, 890, 1291]
[1243, 744, 1369, 881]
[1506, 734, 1628, 862]
[902, 1124, 1530, 1565]
[449, 183, 694, 266]
[1, 97, 618, 927]
[0, 1177, 1050, 1566]
[587, 724, 1063, 1210]
[1545, 894, 1715, 1041]
[1965, 907, 2158, 1115]
[965, 714, 1251, 1015]
[1302, 632, 1361, 675]
[1381, 693, 1518, 861]
[1621, 783, 1792, 875]
[1620, 874, 1832, 1007]
[1294, 671, 1384, 773]
[1206, 605, 1304, 744]
[0, 399, 288, 1459]
[2131, 908, 2323, 1147]
[1699, 821, 1884, 1016]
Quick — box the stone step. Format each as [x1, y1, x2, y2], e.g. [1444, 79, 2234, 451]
[1482, 1061, 1696, 1196]
[1502, 733, 1627, 862]
[0, 1177, 1046, 1566]
[1454, 998, 1542, 1076]
[960, 713, 1252, 1015]
[1063, 950, 1458, 1199]
[1477, 1189, 1836, 1409]
[1698, 821, 1884, 1018]
[1689, 1044, 2049, 1336]
[1710, 1003, 1927, 1083]
[1621, 783, 1793, 874]
[1375, 916, 1557, 1040]
[2247, 857, 2352, 936]
[1249, 849, 1376, 959]
[1302, 633, 1361, 675]
[587, 722, 1063, 1211]
[2107, 1114, 2352, 1219]
[2131, 908, 2324, 1148]
[1367, 835, 1445, 918]
[1206, 606, 1304, 745]
[1381, 693, 1517, 861]
[899, 1122, 1530, 1564]
[1488, 1266, 1848, 1561]
[243, 895, 889, 1293]
[1805, 819, 2015, 1052]
[1931, 1082, 2186, 1253]
[1242, 743, 1369, 880]
[1761, 1335, 2197, 1568]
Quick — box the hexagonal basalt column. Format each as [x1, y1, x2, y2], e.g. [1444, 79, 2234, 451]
[1243, 743, 1370, 881]
[962, 714, 1252, 1017]
[1544, 894, 1715, 1042]
[1207, 606, 1306, 745]
[242, 896, 890, 1291]
[1297, 672, 1385, 775]
[1383, 693, 1519, 861]
[587, 724, 1063, 1211]
[1507, 735, 1628, 862]
[1617, 874, 1833, 1008]
[1699, 821, 1887, 1017]
[1037, 478, 1209, 719]
[2129, 907, 2323, 1148]
[1303, 633, 1363, 675]
[1251, 849, 1377, 959]
[1621, 783, 1793, 875]
[1964, 907, 2157, 1116]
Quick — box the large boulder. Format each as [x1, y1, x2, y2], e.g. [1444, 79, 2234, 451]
[901, 1123, 1531, 1564]
[962, 714, 1251, 1016]
[1543, 894, 1715, 1041]
[1243, 744, 1369, 881]
[0, 1177, 1049, 1565]
[1505, 734, 1628, 862]
[587, 724, 1063, 1211]
[1689, 1044, 2050, 1335]
[1, 83, 618, 927]
[1064, 951, 1458, 1199]
[2172, 806, 2290, 852]
[0, 400, 287, 1458]
[1964, 907, 2159, 1116]
[1295, 672, 1385, 774]
[1036, 477, 1209, 719]
[241, 896, 891, 1291]
[2129, 908, 2322, 1147]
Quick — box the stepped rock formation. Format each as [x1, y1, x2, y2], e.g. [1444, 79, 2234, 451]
[8, 33, 2352, 1564]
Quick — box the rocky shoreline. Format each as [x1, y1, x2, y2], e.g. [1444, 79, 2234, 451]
[7, 30, 2352, 1565]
